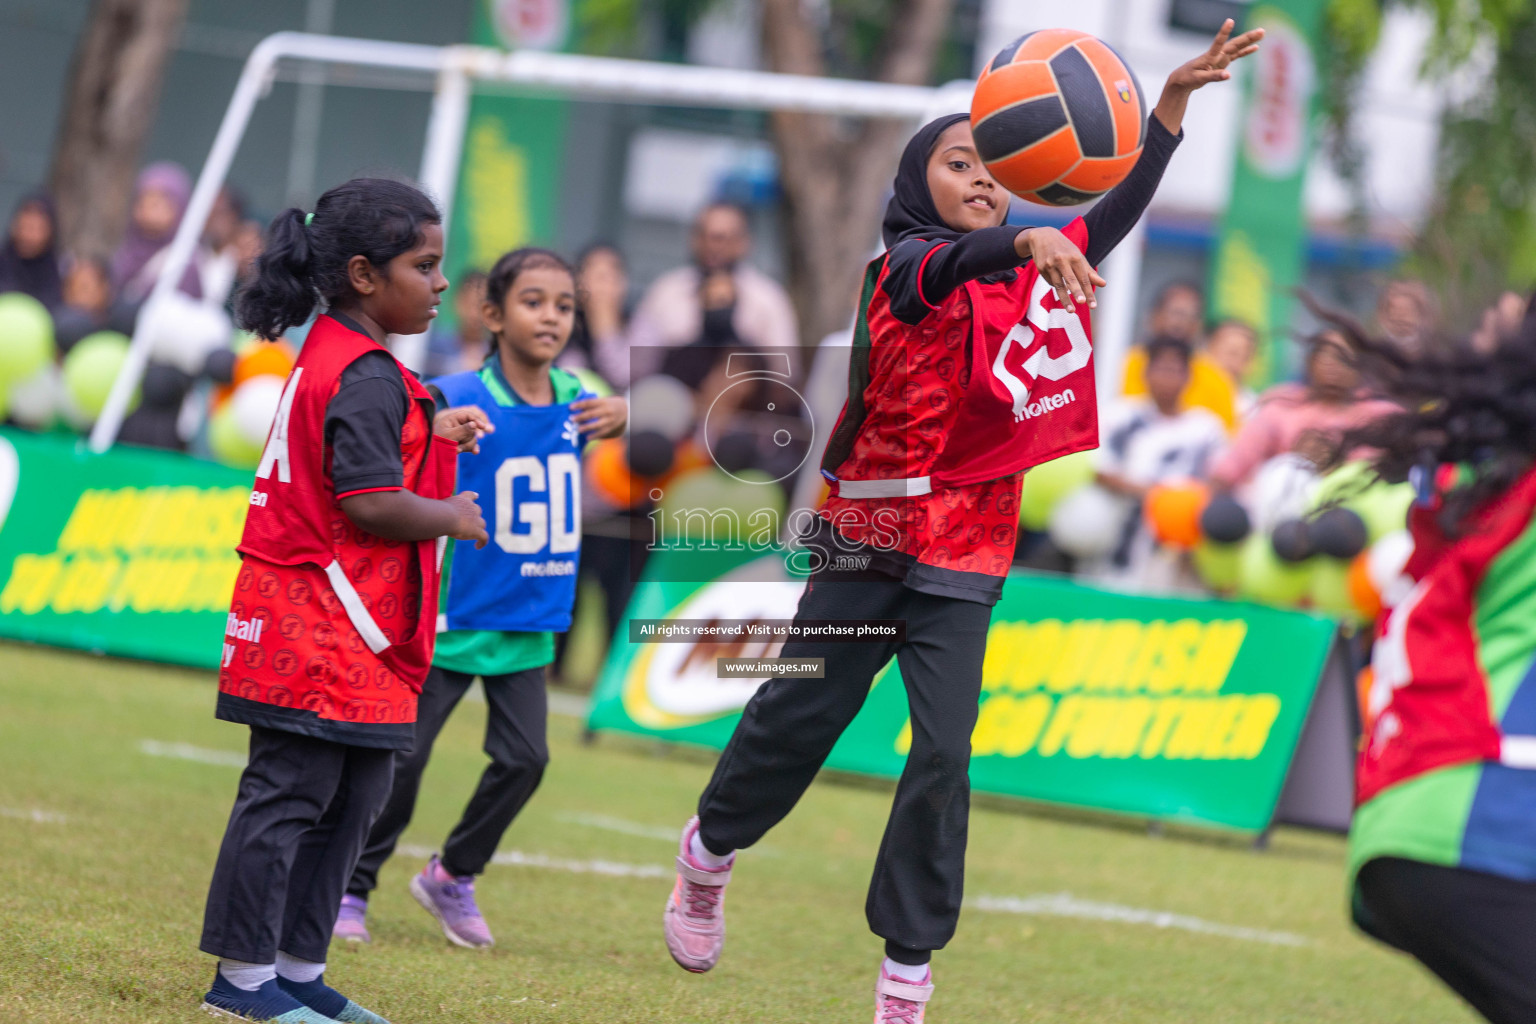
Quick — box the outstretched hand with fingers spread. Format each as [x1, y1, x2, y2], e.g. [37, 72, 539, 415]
[1169, 18, 1265, 91]
[1015, 227, 1107, 313]
[1154, 18, 1263, 134]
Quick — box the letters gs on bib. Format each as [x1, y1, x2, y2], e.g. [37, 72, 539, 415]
[993, 274, 1092, 424]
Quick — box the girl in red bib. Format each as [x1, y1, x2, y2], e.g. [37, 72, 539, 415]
[199, 178, 488, 1024]
[662, 23, 1260, 1022]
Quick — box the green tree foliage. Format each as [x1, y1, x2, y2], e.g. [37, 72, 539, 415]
[1325, 0, 1536, 327]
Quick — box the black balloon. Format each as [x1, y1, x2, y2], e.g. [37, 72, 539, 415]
[203, 347, 237, 384]
[141, 362, 193, 410]
[1270, 519, 1314, 563]
[712, 430, 758, 474]
[1311, 506, 1369, 560]
[627, 430, 676, 479]
[1200, 494, 1251, 544]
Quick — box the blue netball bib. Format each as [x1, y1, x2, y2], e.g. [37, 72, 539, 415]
[434, 369, 589, 632]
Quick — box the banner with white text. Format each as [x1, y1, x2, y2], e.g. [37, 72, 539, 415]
[588, 548, 1339, 832]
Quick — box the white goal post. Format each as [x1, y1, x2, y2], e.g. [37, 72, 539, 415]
[88, 30, 1145, 460]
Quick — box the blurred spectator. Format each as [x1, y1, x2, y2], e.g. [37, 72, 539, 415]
[1092, 337, 1226, 590]
[55, 254, 136, 353]
[564, 242, 633, 388]
[1374, 279, 1437, 356]
[1204, 319, 1259, 418]
[198, 187, 261, 309]
[423, 270, 488, 378]
[1208, 330, 1396, 490]
[113, 161, 203, 304]
[1470, 290, 1532, 354]
[1120, 282, 1238, 429]
[1148, 280, 1204, 343]
[630, 202, 797, 389]
[0, 192, 62, 309]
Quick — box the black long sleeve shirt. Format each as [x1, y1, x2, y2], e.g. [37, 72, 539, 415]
[880, 116, 1183, 325]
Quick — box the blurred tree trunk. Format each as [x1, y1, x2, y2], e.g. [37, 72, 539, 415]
[760, 0, 956, 347]
[50, 0, 190, 260]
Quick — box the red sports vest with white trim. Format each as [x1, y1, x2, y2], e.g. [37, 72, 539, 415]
[1358, 465, 1536, 805]
[229, 315, 457, 703]
[821, 217, 1098, 498]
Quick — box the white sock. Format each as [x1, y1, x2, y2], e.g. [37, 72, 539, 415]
[275, 951, 325, 984]
[883, 957, 930, 983]
[688, 831, 734, 870]
[218, 959, 277, 992]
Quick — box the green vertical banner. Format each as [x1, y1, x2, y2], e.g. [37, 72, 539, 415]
[448, 0, 572, 285]
[1208, 0, 1327, 385]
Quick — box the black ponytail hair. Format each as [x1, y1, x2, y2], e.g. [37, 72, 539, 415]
[1316, 296, 1536, 536]
[483, 246, 576, 356]
[236, 177, 441, 341]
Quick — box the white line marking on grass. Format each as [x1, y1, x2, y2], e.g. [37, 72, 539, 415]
[0, 807, 66, 823]
[139, 740, 246, 768]
[555, 812, 680, 842]
[972, 892, 1309, 947]
[397, 843, 667, 879]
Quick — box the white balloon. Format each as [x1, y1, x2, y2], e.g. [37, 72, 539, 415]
[229, 376, 285, 447]
[1367, 530, 1416, 609]
[52, 377, 91, 432]
[1048, 484, 1128, 560]
[1248, 454, 1319, 537]
[627, 374, 696, 441]
[8, 365, 59, 429]
[139, 291, 233, 376]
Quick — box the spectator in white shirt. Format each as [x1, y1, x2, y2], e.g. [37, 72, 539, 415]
[1093, 336, 1227, 591]
[628, 202, 797, 387]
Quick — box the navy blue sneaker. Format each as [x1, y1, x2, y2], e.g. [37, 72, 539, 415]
[201, 973, 336, 1022]
[277, 976, 391, 1024]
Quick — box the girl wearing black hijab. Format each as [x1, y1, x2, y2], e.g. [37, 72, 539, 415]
[661, 23, 1260, 1022]
[0, 192, 63, 310]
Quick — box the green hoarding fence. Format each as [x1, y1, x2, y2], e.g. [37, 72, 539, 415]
[0, 427, 249, 669]
[588, 546, 1344, 834]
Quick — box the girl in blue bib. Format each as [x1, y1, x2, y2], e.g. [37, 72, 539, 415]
[335, 248, 626, 947]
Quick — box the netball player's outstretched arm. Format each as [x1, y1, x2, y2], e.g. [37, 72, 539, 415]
[1084, 19, 1263, 266]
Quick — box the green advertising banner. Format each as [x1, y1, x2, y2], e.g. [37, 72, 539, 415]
[0, 428, 248, 669]
[446, 0, 571, 288]
[1208, 0, 1327, 385]
[588, 548, 1339, 833]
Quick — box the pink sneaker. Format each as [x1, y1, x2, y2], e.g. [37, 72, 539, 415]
[332, 893, 370, 943]
[662, 816, 733, 973]
[874, 964, 933, 1024]
[409, 854, 494, 949]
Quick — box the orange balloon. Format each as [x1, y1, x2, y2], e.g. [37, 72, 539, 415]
[1356, 665, 1377, 738]
[233, 340, 296, 387]
[586, 435, 708, 509]
[586, 437, 638, 508]
[1144, 480, 1209, 549]
[662, 438, 710, 488]
[1347, 551, 1383, 621]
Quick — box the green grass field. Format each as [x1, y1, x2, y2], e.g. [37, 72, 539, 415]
[0, 642, 1477, 1023]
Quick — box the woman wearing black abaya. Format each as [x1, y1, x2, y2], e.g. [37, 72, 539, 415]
[0, 193, 62, 310]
